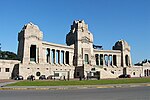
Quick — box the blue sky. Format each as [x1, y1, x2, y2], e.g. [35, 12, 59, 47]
[0, 0, 149, 64]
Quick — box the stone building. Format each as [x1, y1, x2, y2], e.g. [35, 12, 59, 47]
[0, 20, 150, 79]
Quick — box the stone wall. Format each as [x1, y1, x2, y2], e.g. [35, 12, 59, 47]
[0, 60, 20, 79]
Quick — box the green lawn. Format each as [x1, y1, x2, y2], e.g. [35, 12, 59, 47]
[7, 78, 150, 86]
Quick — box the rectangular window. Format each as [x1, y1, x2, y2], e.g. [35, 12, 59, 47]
[0, 68, 1, 72]
[85, 54, 89, 64]
[5, 68, 10, 72]
[54, 73, 59, 77]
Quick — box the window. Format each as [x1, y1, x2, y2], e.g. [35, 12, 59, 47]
[85, 54, 89, 64]
[0, 68, 1, 72]
[5, 68, 10, 72]
[54, 73, 59, 77]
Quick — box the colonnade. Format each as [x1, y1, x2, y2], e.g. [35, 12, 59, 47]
[144, 69, 150, 77]
[95, 54, 117, 66]
[46, 48, 69, 65]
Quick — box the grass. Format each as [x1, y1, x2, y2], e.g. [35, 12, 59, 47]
[7, 77, 150, 86]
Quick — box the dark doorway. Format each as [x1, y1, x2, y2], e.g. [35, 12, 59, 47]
[30, 45, 36, 62]
[66, 51, 69, 64]
[123, 68, 127, 75]
[125, 55, 129, 66]
[113, 55, 117, 66]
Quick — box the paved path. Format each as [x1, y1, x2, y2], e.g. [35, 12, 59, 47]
[0, 79, 17, 87]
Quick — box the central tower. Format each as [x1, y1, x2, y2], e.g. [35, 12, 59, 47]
[66, 20, 95, 77]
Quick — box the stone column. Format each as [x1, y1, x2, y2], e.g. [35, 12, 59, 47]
[64, 51, 66, 65]
[59, 50, 61, 64]
[36, 47, 39, 63]
[103, 54, 105, 67]
[54, 50, 56, 64]
[98, 54, 100, 66]
[108, 55, 110, 67]
[49, 49, 51, 64]
[111, 55, 113, 66]
[43, 48, 47, 64]
[116, 55, 118, 66]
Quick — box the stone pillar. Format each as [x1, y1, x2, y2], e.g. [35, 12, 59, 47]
[54, 50, 56, 64]
[112, 55, 113, 66]
[43, 48, 47, 64]
[64, 51, 66, 65]
[69, 52, 73, 65]
[108, 55, 110, 67]
[98, 54, 100, 66]
[36, 47, 38, 63]
[103, 54, 105, 67]
[116, 55, 118, 66]
[49, 49, 51, 64]
[59, 50, 61, 64]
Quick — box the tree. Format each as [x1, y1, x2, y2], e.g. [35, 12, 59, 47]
[134, 59, 150, 66]
[0, 51, 18, 60]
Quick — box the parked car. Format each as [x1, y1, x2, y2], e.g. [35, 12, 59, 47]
[39, 75, 46, 80]
[14, 75, 23, 80]
[27, 75, 35, 80]
[119, 74, 131, 78]
[47, 75, 54, 80]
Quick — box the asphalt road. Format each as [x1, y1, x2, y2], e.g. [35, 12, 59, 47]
[0, 87, 150, 100]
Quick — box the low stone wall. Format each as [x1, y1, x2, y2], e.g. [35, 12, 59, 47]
[19, 63, 75, 79]
[0, 60, 20, 79]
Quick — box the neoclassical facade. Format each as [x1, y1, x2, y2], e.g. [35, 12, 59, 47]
[0, 20, 150, 79]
